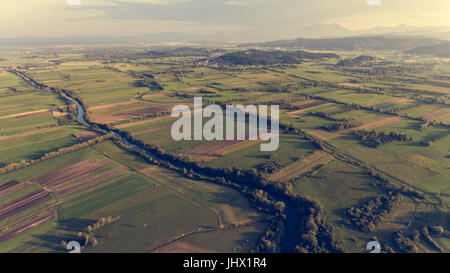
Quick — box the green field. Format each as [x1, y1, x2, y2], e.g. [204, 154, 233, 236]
[0, 46, 449, 253]
[0, 141, 266, 253]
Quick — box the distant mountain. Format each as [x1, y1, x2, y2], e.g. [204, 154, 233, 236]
[240, 35, 446, 52]
[354, 25, 450, 39]
[0, 33, 234, 47]
[1, 25, 449, 47]
[287, 24, 450, 40]
[140, 47, 223, 58]
[210, 49, 338, 66]
[405, 43, 450, 58]
[287, 24, 354, 39]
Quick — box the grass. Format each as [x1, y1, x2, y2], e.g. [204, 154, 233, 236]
[0, 50, 449, 253]
[207, 134, 317, 170]
[177, 222, 268, 253]
[0, 145, 101, 184]
[0, 125, 84, 165]
[400, 104, 447, 118]
[0, 71, 34, 94]
[28, 64, 143, 106]
[327, 133, 450, 195]
[0, 114, 58, 137]
[320, 89, 394, 105]
[293, 160, 388, 252]
[11, 140, 266, 253]
[0, 91, 65, 116]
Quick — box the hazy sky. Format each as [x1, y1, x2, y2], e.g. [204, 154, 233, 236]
[1, 0, 449, 38]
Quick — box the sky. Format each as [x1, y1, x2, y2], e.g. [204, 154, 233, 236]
[1, 0, 449, 39]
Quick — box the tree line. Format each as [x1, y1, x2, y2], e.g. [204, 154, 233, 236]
[0, 134, 113, 175]
[40, 74, 343, 253]
[61, 216, 120, 249]
[345, 193, 403, 232]
[108, 128, 343, 253]
[354, 129, 411, 148]
[322, 120, 362, 132]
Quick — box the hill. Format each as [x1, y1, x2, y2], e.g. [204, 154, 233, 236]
[240, 35, 445, 52]
[209, 49, 338, 66]
[405, 43, 450, 58]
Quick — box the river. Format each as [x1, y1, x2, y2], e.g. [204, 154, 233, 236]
[62, 89, 299, 253]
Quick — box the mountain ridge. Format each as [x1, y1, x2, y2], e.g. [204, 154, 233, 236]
[239, 35, 446, 52]
[405, 43, 450, 58]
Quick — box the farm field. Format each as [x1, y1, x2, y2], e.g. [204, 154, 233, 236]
[0, 45, 448, 254]
[0, 140, 266, 253]
[0, 70, 34, 95]
[0, 124, 83, 166]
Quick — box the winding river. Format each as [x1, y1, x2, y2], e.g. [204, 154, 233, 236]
[61, 89, 299, 253]
[59, 90, 90, 127]
[59, 90, 157, 158]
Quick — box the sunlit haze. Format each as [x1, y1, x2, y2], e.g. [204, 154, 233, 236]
[1, 0, 450, 40]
